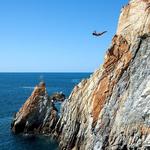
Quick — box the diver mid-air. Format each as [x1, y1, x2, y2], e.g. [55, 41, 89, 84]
[92, 31, 107, 37]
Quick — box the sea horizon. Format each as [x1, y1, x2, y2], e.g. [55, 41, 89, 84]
[0, 72, 92, 73]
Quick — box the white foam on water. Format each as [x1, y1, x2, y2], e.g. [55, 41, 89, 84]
[21, 86, 34, 89]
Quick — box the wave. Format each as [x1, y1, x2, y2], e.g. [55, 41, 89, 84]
[21, 86, 35, 89]
[0, 116, 12, 123]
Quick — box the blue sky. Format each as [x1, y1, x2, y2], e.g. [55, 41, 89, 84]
[0, 0, 128, 72]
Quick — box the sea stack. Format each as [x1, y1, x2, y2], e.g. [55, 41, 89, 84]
[54, 0, 150, 149]
[11, 82, 58, 135]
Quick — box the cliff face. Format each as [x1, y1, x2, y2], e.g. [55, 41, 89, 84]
[11, 0, 150, 149]
[11, 82, 58, 135]
[55, 0, 150, 149]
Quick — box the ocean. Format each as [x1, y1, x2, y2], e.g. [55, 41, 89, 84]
[0, 73, 91, 150]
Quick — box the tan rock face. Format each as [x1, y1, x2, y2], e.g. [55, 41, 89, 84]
[117, 0, 150, 42]
[11, 82, 58, 134]
[92, 35, 131, 124]
[55, 0, 150, 149]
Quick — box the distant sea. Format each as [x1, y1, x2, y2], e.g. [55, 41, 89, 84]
[0, 73, 91, 150]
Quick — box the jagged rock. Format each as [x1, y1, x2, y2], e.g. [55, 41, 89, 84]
[49, 92, 66, 102]
[10, 0, 150, 149]
[53, 0, 150, 149]
[11, 82, 59, 135]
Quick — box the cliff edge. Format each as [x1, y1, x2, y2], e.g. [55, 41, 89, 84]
[54, 0, 150, 149]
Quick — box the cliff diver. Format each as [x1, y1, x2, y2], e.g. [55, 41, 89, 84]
[92, 31, 107, 37]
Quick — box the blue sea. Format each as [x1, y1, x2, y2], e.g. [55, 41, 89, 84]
[0, 73, 91, 150]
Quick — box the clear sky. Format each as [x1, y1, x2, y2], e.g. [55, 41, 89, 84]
[0, 0, 128, 72]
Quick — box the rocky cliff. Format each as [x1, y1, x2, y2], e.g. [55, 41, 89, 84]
[11, 82, 58, 135]
[54, 0, 150, 149]
[11, 0, 150, 149]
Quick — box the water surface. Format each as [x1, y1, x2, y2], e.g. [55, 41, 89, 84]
[0, 73, 91, 150]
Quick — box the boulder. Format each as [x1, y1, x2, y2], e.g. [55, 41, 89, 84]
[49, 92, 66, 102]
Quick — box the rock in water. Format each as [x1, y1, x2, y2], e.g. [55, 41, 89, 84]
[11, 82, 58, 134]
[53, 0, 150, 149]
[49, 92, 66, 102]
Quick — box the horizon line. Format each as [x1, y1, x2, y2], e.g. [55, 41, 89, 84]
[0, 71, 92, 73]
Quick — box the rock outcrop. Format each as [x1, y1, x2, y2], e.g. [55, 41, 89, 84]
[54, 0, 150, 149]
[11, 82, 58, 135]
[49, 92, 66, 102]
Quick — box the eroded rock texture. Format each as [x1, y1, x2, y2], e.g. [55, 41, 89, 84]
[11, 82, 58, 135]
[54, 0, 150, 149]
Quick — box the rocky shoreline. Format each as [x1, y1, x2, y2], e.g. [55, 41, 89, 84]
[11, 0, 150, 149]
